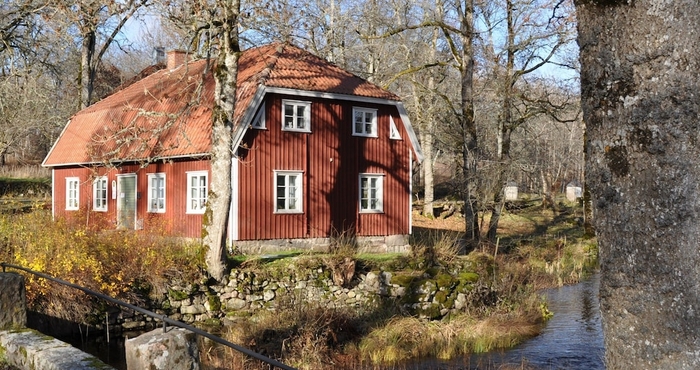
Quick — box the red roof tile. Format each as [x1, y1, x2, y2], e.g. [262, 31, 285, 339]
[43, 43, 401, 167]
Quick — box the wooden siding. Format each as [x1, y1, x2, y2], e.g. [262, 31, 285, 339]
[52, 160, 210, 238]
[237, 93, 412, 240]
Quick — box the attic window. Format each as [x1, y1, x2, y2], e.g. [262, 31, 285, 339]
[353, 107, 378, 137]
[251, 103, 266, 129]
[282, 100, 311, 133]
[389, 116, 402, 140]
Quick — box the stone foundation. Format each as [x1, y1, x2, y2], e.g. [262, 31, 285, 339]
[232, 234, 411, 254]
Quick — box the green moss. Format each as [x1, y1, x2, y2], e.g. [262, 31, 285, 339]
[434, 290, 449, 305]
[458, 272, 479, 284]
[435, 273, 455, 289]
[168, 289, 189, 301]
[390, 272, 422, 287]
[207, 295, 222, 312]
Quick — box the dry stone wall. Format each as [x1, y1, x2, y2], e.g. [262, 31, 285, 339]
[107, 262, 491, 333]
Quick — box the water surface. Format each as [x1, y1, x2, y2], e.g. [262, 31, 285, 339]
[409, 273, 605, 369]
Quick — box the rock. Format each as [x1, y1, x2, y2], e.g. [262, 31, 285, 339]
[122, 321, 146, 330]
[0, 273, 26, 329]
[226, 298, 247, 310]
[181, 304, 206, 315]
[125, 327, 199, 370]
[263, 290, 275, 302]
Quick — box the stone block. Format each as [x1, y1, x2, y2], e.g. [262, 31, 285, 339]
[0, 273, 26, 329]
[181, 304, 206, 315]
[125, 327, 199, 370]
[0, 329, 113, 370]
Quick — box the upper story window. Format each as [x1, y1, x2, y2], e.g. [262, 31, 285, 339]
[66, 177, 80, 211]
[353, 107, 378, 137]
[148, 173, 166, 213]
[251, 103, 266, 129]
[186, 171, 208, 214]
[282, 100, 311, 132]
[389, 116, 402, 140]
[274, 170, 303, 213]
[359, 173, 384, 213]
[93, 176, 108, 212]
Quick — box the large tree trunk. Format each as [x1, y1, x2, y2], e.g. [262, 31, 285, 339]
[460, 0, 479, 243]
[203, 0, 241, 282]
[577, 1, 700, 368]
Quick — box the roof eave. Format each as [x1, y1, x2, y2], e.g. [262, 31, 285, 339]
[42, 152, 212, 168]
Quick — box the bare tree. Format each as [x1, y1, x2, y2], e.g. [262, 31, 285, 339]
[48, 0, 149, 108]
[577, 1, 700, 368]
[477, 0, 576, 243]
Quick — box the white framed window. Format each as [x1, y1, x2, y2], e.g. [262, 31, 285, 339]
[282, 100, 311, 132]
[359, 174, 384, 213]
[389, 116, 402, 140]
[66, 177, 80, 211]
[186, 171, 208, 214]
[251, 103, 266, 129]
[93, 176, 108, 212]
[274, 171, 303, 213]
[353, 107, 378, 137]
[148, 173, 166, 213]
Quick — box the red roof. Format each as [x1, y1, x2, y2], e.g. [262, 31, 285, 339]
[43, 43, 401, 166]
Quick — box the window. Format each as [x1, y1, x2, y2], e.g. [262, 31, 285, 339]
[148, 173, 166, 213]
[389, 116, 402, 140]
[66, 177, 80, 211]
[359, 174, 384, 213]
[187, 171, 208, 214]
[282, 100, 311, 132]
[251, 103, 266, 129]
[353, 107, 378, 137]
[274, 171, 303, 213]
[93, 176, 108, 212]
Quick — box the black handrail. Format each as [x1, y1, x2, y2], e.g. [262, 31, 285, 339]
[1, 262, 296, 370]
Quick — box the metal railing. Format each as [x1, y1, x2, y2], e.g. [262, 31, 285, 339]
[1, 262, 296, 370]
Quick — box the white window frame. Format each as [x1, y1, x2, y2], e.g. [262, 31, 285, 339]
[353, 107, 378, 137]
[186, 171, 208, 214]
[92, 176, 108, 212]
[66, 177, 80, 211]
[389, 116, 402, 140]
[251, 102, 266, 129]
[148, 173, 166, 213]
[359, 173, 384, 213]
[281, 99, 311, 132]
[274, 170, 303, 213]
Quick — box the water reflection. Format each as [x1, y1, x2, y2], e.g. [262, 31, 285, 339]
[408, 273, 604, 370]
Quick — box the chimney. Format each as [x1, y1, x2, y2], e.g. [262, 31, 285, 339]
[166, 50, 188, 70]
[153, 47, 165, 65]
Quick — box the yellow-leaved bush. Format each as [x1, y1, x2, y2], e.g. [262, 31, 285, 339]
[0, 210, 204, 323]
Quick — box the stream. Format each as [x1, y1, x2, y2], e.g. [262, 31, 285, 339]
[66, 273, 604, 370]
[408, 272, 605, 369]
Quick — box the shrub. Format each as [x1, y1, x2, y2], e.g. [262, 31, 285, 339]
[0, 210, 203, 324]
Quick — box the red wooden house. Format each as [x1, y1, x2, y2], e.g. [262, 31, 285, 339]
[42, 43, 422, 252]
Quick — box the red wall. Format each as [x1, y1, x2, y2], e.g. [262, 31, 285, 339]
[236, 93, 412, 240]
[52, 160, 210, 238]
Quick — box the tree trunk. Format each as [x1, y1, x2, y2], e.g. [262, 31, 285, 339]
[577, 1, 700, 368]
[79, 30, 96, 109]
[460, 0, 478, 242]
[203, 0, 241, 282]
[420, 129, 435, 218]
[487, 0, 515, 244]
